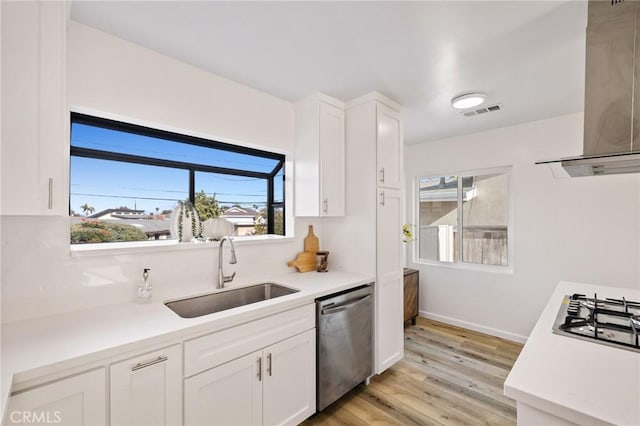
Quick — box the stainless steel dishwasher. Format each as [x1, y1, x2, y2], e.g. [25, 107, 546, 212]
[316, 284, 373, 411]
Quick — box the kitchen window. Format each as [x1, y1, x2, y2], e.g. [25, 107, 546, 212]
[70, 113, 285, 245]
[416, 167, 511, 268]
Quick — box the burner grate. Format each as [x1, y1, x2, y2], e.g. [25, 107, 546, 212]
[553, 293, 640, 352]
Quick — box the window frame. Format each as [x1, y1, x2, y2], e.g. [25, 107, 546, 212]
[70, 112, 286, 238]
[412, 166, 514, 273]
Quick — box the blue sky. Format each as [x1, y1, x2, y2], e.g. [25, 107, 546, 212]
[70, 123, 283, 215]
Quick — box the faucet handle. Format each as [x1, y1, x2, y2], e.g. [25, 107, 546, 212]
[223, 271, 236, 283]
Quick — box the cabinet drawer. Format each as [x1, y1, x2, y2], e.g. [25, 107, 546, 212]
[184, 304, 315, 377]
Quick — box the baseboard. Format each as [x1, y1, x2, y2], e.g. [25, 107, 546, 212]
[419, 310, 528, 344]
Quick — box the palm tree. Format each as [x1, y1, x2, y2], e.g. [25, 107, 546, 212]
[80, 203, 95, 216]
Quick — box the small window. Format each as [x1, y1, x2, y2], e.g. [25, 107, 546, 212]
[417, 169, 510, 267]
[70, 113, 285, 245]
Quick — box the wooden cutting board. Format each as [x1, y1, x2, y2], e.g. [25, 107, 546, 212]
[287, 251, 316, 272]
[304, 225, 319, 253]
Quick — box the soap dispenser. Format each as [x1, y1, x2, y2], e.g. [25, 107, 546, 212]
[135, 268, 152, 303]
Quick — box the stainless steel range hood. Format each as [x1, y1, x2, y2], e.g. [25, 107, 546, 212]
[537, 0, 640, 177]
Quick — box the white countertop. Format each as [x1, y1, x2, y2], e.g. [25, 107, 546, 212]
[0, 270, 373, 420]
[504, 281, 640, 426]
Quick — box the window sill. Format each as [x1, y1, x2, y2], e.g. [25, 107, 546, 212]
[412, 258, 514, 275]
[70, 235, 294, 257]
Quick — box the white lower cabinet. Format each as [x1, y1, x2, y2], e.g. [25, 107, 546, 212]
[5, 305, 318, 426]
[184, 329, 316, 426]
[184, 350, 263, 426]
[110, 344, 182, 426]
[262, 329, 316, 426]
[6, 368, 106, 426]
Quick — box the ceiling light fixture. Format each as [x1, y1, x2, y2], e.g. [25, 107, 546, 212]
[451, 93, 487, 110]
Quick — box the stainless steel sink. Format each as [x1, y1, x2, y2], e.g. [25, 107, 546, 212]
[165, 283, 299, 318]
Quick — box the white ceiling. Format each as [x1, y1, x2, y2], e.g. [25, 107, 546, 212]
[70, 1, 588, 145]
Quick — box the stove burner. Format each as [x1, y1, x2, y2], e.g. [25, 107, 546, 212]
[553, 293, 640, 353]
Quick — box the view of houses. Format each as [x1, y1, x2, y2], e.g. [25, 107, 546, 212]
[69, 205, 267, 244]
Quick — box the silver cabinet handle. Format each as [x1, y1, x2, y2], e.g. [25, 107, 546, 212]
[131, 356, 168, 371]
[267, 353, 272, 376]
[322, 198, 328, 214]
[257, 356, 262, 381]
[48, 178, 53, 210]
[379, 191, 385, 206]
[379, 168, 385, 183]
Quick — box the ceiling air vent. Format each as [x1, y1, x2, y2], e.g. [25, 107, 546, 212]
[461, 104, 502, 117]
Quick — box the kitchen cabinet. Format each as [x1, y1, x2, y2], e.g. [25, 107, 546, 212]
[262, 329, 315, 425]
[184, 349, 263, 426]
[294, 93, 345, 217]
[1, 0, 67, 215]
[376, 188, 404, 371]
[322, 92, 404, 375]
[184, 329, 315, 426]
[110, 344, 182, 426]
[183, 305, 316, 425]
[6, 369, 106, 426]
[376, 104, 403, 190]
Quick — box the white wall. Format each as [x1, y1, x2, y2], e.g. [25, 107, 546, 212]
[405, 113, 640, 342]
[0, 21, 318, 324]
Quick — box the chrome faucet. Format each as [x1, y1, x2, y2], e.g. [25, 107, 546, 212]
[217, 236, 237, 288]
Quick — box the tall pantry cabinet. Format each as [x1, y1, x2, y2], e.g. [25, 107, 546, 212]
[322, 92, 404, 374]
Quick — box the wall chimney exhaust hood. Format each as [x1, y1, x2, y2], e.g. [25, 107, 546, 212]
[537, 0, 640, 177]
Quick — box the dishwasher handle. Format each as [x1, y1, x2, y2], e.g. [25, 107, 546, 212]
[320, 294, 371, 315]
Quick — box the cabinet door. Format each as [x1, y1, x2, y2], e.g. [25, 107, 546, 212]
[375, 188, 404, 373]
[1, 1, 66, 215]
[110, 345, 182, 426]
[376, 104, 402, 190]
[319, 102, 345, 216]
[294, 95, 345, 217]
[184, 350, 263, 426]
[6, 369, 106, 426]
[263, 329, 316, 426]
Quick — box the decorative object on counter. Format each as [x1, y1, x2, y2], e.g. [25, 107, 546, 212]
[287, 224, 321, 272]
[287, 252, 317, 272]
[135, 268, 152, 303]
[402, 223, 415, 243]
[202, 218, 235, 241]
[170, 201, 203, 242]
[304, 225, 319, 253]
[316, 251, 330, 272]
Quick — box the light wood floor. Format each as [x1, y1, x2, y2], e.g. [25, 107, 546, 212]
[304, 317, 523, 426]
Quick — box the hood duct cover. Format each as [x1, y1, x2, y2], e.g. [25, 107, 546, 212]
[537, 0, 640, 177]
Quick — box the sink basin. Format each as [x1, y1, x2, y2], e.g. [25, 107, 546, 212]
[165, 283, 299, 318]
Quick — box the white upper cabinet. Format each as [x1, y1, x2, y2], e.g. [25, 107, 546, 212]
[376, 103, 402, 190]
[1, 0, 67, 216]
[295, 93, 345, 217]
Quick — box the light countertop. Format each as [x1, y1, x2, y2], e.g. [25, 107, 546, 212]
[1, 270, 373, 420]
[504, 281, 640, 426]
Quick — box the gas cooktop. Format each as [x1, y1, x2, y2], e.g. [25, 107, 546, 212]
[552, 293, 640, 353]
